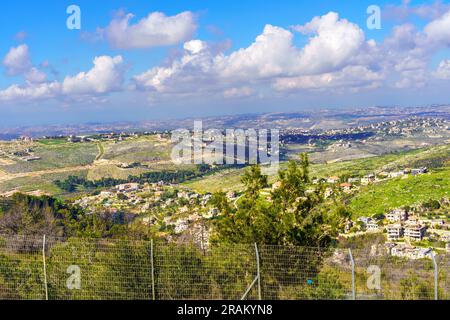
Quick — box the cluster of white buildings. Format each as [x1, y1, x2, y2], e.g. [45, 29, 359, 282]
[386, 208, 408, 222]
[75, 182, 213, 216]
[317, 167, 428, 194]
[354, 208, 430, 242]
[386, 223, 427, 241]
[383, 209, 428, 241]
[356, 216, 382, 232]
[385, 243, 434, 260]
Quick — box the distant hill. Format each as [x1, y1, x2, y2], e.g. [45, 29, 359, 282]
[0, 105, 448, 139]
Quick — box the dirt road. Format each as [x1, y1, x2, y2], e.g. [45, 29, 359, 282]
[0, 158, 175, 183]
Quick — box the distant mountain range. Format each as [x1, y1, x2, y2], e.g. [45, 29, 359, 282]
[0, 105, 449, 140]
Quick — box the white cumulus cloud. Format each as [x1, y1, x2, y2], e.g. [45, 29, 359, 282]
[25, 67, 47, 84]
[3, 44, 32, 76]
[292, 12, 365, 74]
[0, 82, 61, 102]
[102, 11, 197, 49]
[63, 55, 125, 95]
[273, 65, 383, 91]
[132, 12, 370, 97]
[0, 55, 125, 102]
[424, 10, 450, 47]
[433, 59, 450, 79]
[2, 44, 48, 84]
[6, 9, 450, 105]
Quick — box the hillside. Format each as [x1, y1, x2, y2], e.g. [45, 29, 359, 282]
[0, 135, 177, 196]
[348, 167, 450, 217]
[183, 144, 450, 193]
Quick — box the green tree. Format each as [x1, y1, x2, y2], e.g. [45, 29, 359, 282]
[213, 154, 340, 247]
[241, 165, 268, 202]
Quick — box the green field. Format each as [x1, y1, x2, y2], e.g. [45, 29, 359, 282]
[102, 136, 172, 164]
[0, 169, 88, 196]
[182, 167, 246, 193]
[1, 142, 98, 173]
[37, 138, 68, 146]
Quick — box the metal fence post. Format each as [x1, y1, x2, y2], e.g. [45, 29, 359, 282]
[255, 243, 262, 300]
[42, 234, 48, 301]
[348, 248, 356, 300]
[150, 239, 155, 300]
[431, 251, 438, 300]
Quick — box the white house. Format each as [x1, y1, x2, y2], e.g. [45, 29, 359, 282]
[116, 183, 140, 193]
[327, 176, 340, 184]
[404, 224, 427, 241]
[361, 174, 376, 185]
[387, 209, 408, 222]
[416, 248, 433, 259]
[358, 216, 371, 225]
[340, 183, 353, 192]
[387, 224, 404, 241]
[411, 167, 428, 176]
[367, 220, 380, 232]
[388, 171, 405, 178]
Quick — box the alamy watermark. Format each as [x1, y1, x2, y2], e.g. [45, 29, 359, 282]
[170, 121, 280, 172]
[66, 5, 81, 30]
[66, 265, 81, 290]
[367, 265, 381, 290]
[367, 5, 382, 30]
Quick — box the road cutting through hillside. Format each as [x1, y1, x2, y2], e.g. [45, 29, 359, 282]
[0, 164, 95, 183]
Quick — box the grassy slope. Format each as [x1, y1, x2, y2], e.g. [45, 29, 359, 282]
[182, 168, 246, 193]
[0, 169, 88, 195]
[102, 136, 171, 163]
[86, 136, 176, 180]
[348, 167, 450, 217]
[309, 144, 450, 178]
[183, 145, 450, 193]
[1, 142, 98, 174]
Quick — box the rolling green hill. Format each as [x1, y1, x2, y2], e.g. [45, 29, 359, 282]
[309, 144, 450, 179]
[183, 144, 450, 193]
[348, 167, 450, 217]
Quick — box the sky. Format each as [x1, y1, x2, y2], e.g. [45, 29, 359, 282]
[2, 0, 450, 127]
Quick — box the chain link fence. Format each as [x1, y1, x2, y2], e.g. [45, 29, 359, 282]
[0, 234, 448, 300]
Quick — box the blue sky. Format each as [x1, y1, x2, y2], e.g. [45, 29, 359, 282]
[1, 0, 450, 127]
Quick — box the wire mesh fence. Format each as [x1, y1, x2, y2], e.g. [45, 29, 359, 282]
[438, 253, 450, 299]
[0, 234, 46, 300]
[351, 246, 436, 300]
[0, 234, 448, 300]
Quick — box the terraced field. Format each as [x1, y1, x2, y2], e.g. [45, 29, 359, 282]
[0, 135, 175, 195]
[0, 141, 98, 174]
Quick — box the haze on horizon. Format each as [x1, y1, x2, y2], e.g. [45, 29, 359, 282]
[2, 0, 450, 128]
